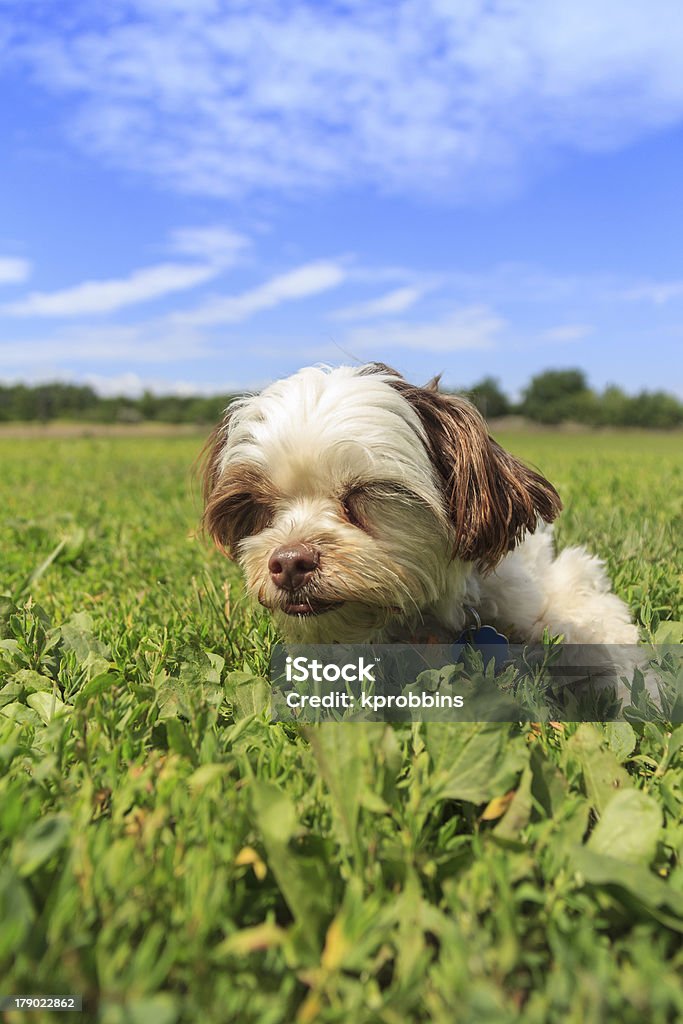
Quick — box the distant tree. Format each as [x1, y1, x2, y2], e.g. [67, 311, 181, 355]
[466, 377, 510, 419]
[7, 384, 36, 420]
[596, 385, 631, 426]
[0, 385, 14, 421]
[139, 390, 159, 420]
[626, 391, 683, 429]
[521, 369, 592, 424]
[115, 402, 143, 423]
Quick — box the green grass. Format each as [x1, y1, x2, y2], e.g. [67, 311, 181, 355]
[1, 431, 682, 1024]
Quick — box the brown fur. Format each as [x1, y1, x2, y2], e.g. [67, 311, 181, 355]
[369, 364, 562, 570]
[199, 409, 277, 557]
[204, 461, 277, 558]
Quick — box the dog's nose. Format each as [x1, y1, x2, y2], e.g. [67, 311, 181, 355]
[268, 543, 320, 591]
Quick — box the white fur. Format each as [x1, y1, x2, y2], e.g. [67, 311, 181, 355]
[476, 524, 638, 645]
[211, 365, 640, 659]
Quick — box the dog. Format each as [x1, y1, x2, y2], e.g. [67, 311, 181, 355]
[201, 363, 640, 670]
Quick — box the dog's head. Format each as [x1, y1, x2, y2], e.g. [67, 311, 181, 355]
[201, 364, 561, 641]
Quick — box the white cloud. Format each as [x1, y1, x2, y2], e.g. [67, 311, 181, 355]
[345, 305, 504, 353]
[540, 323, 594, 342]
[0, 323, 207, 366]
[0, 367, 238, 397]
[169, 225, 250, 265]
[0, 259, 346, 368]
[171, 260, 346, 327]
[83, 371, 150, 397]
[8, 1, 683, 199]
[3, 261, 220, 317]
[446, 263, 585, 305]
[621, 280, 683, 304]
[82, 371, 238, 397]
[0, 256, 31, 285]
[331, 286, 426, 321]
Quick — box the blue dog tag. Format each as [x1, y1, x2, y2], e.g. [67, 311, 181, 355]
[465, 625, 508, 646]
[454, 624, 509, 670]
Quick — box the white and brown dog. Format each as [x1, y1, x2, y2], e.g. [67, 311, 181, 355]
[201, 363, 639, 650]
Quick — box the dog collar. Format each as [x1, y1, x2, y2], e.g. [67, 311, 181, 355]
[405, 608, 508, 649]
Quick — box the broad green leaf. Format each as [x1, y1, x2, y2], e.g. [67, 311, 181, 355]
[74, 671, 119, 705]
[81, 651, 114, 681]
[9, 669, 54, 693]
[27, 690, 72, 722]
[251, 779, 297, 846]
[306, 723, 375, 856]
[654, 620, 683, 644]
[529, 745, 569, 816]
[206, 651, 225, 677]
[574, 847, 683, 931]
[157, 657, 223, 720]
[59, 611, 111, 664]
[164, 718, 196, 762]
[0, 682, 24, 710]
[588, 788, 661, 864]
[0, 701, 42, 726]
[179, 647, 224, 687]
[425, 723, 527, 804]
[187, 763, 231, 792]
[604, 721, 638, 761]
[12, 813, 71, 877]
[0, 637, 20, 657]
[225, 671, 270, 719]
[250, 780, 333, 947]
[0, 867, 35, 958]
[567, 723, 631, 814]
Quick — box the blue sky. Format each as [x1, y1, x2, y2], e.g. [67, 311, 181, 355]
[1, 0, 682, 398]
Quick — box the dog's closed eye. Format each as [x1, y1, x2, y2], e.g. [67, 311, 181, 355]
[231, 494, 273, 540]
[207, 491, 273, 555]
[203, 464, 276, 556]
[340, 482, 428, 532]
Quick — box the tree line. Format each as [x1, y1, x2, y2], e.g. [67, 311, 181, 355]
[467, 370, 683, 428]
[1, 370, 681, 428]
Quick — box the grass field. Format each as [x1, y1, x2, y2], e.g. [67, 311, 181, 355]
[1, 430, 682, 1023]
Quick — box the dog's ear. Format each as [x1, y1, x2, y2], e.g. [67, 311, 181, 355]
[198, 407, 239, 558]
[198, 405, 275, 559]
[388, 379, 562, 570]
